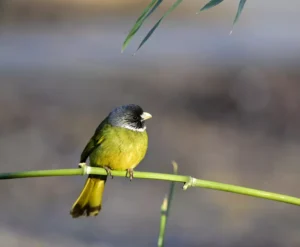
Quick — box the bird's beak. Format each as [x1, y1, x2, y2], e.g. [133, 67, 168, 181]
[141, 112, 152, 121]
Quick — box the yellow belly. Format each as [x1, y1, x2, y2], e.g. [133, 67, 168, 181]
[89, 126, 148, 171]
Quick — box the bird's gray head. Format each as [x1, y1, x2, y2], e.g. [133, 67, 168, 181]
[108, 104, 152, 132]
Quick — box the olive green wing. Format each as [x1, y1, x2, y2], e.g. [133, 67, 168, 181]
[80, 117, 109, 163]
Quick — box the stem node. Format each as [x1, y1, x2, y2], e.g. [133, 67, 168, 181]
[183, 176, 196, 190]
[79, 163, 91, 175]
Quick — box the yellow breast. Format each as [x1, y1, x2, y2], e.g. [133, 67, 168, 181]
[89, 126, 148, 171]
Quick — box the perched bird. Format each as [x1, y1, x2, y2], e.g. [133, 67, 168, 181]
[70, 104, 152, 218]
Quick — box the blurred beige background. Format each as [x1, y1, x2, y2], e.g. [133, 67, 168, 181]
[1, 0, 300, 246]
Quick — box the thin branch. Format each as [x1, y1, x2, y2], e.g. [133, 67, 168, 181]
[0, 166, 300, 206]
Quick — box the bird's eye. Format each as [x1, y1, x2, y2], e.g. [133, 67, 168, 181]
[133, 116, 138, 121]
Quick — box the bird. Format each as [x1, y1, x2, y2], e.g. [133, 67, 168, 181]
[70, 104, 152, 218]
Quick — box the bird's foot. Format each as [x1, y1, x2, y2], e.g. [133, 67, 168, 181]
[126, 168, 134, 181]
[78, 162, 87, 168]
[103, 166, 113, 179]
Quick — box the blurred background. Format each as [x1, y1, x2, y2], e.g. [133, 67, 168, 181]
[1, 0, 300, 246]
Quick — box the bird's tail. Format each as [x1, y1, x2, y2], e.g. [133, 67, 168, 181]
[70, 175, 107, 218]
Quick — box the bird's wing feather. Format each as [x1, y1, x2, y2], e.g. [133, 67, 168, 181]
[80, 117, 108, 163]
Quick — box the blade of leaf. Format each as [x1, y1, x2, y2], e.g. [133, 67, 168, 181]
[198, 0, 224, 12]
[135, 0, 183, 54]
[122, 0, 158, 52]
[144, 0, 163, 22]
[233, 0, 247, 25]
[121, 0, 163, 53]
[230, 0, 247, 34]
[135, 17, 162, 54]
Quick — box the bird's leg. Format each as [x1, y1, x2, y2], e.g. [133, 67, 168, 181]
[126, 168, 134, 181]
[103, 166, 113, 179]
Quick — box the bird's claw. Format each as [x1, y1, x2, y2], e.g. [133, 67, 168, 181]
[104, 166, 113, 179]
[78, 162, 86, 168]
[126, 169, 134, 181]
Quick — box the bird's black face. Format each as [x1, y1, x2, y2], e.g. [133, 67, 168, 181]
[123, 105, 145, 129]
[108, 104, 152, 132]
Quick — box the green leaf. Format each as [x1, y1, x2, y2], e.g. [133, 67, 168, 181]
[233, 0, 247, 26]
[230, 0, 247, 34]
[135, 17, 163, 54]
[136, 0, 158, 23]
[143, 0, 163, 21]
[121, 0, 163, 53]
[135, 0, 183, 54]
[199, 0, 224, 12]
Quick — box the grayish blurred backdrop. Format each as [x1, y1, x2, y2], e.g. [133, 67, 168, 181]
[1, 0, 300, 246]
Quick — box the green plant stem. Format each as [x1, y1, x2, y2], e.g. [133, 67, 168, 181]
[158, 196, 168, 247]
[0, 167, 300, 206]
[0, 169, 83, 179]
[158, 162, 178, 247]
